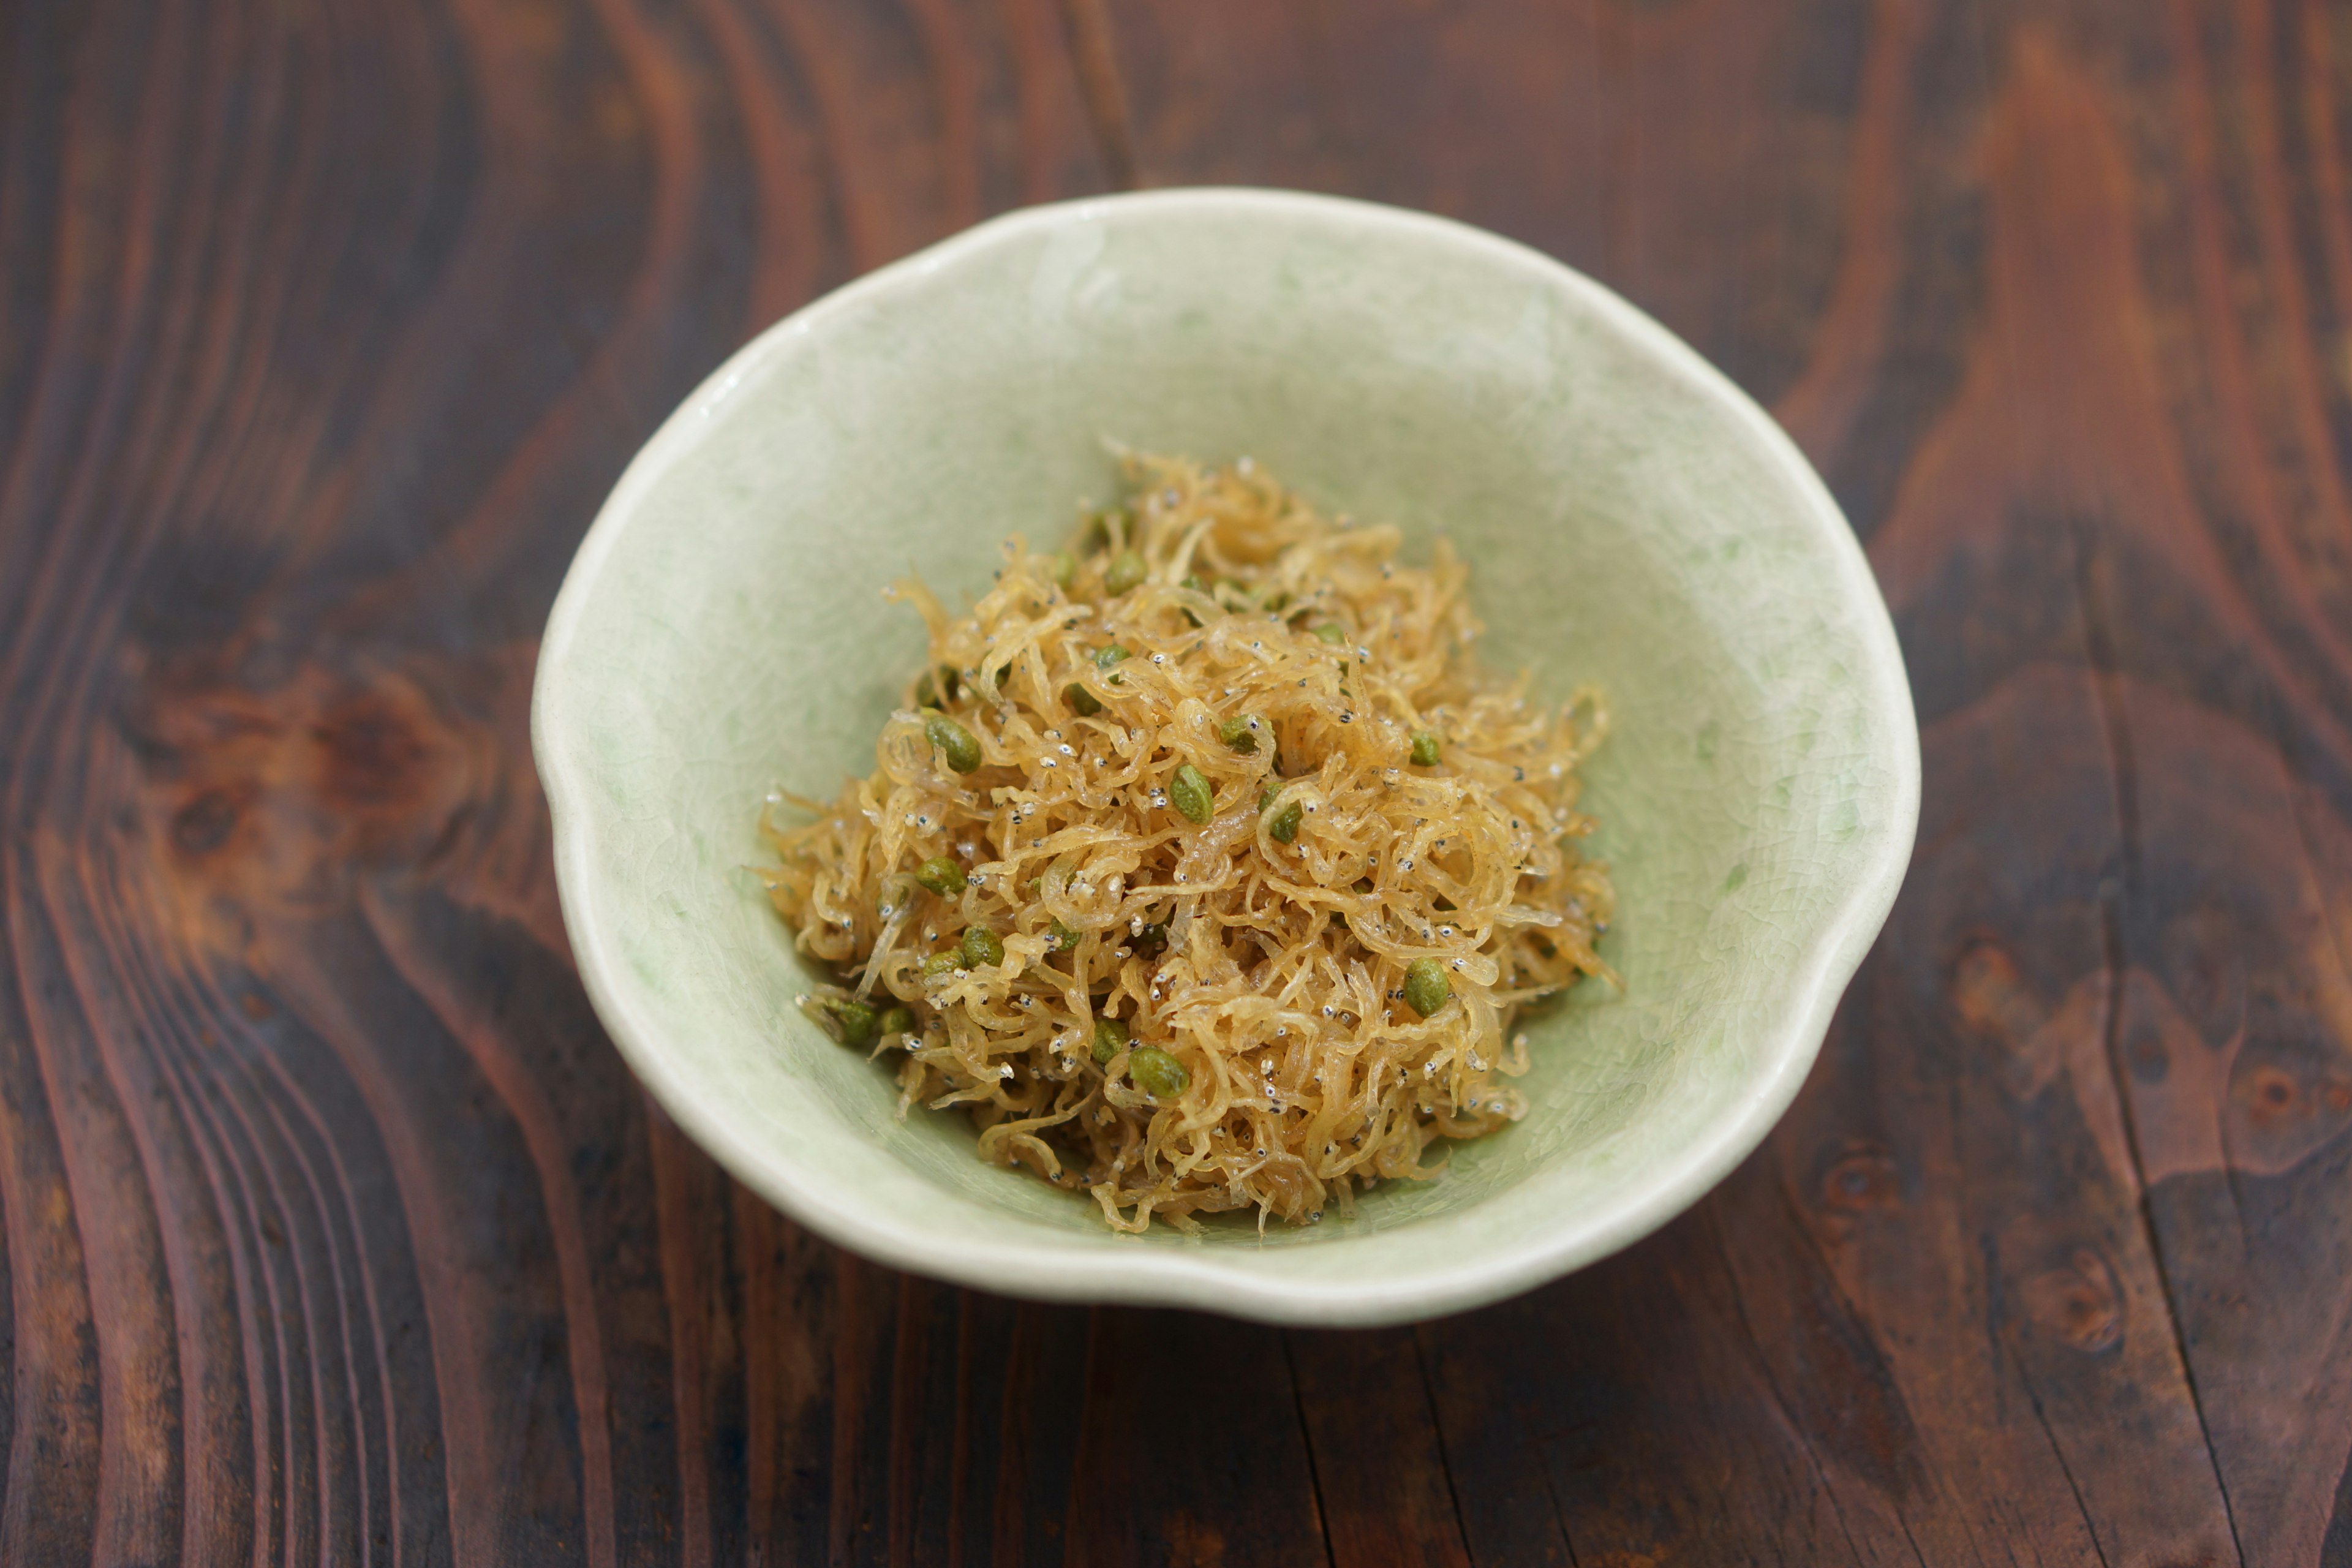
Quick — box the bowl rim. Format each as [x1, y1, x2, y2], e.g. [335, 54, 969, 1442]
[533, 186, 1921, 1325]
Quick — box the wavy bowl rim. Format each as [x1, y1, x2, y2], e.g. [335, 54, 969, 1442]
[531, 187, 1921, 1327]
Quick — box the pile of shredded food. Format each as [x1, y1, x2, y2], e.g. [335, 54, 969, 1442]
[760, 453, 1614, 1232]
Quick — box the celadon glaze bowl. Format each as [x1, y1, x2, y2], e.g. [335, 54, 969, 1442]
[533, 189, 1918, 1327]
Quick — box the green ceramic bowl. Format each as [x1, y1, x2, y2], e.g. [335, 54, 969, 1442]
[533, 189, 1918, 1326]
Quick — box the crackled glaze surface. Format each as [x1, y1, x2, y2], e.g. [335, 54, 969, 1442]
[534, 189, 1917, 1324]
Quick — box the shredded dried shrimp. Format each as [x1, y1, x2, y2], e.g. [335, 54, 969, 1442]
[760, 453, 1613, 1232]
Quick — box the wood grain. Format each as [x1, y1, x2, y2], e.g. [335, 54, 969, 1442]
[4, 0, 2351, 1562]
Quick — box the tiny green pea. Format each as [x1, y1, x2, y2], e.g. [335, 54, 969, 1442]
[1314, 623, 1346, 645]
[924, 712, 982, 774]
[810, 995, 878, 1047]
[919, 951, 963, 979]
[1403, 958, 1452, 1018]
[1105, 550, 1148, 596]
[1264, 796, 1302, 844]
[1091, 1016, 1130, 1065]
[1128, 1047, 1190, 1099]
[876, 1005, 915, 1038]
[1065, 682, 1103, 717]
[1409, 730, 1442, 767]
[1047, 551, 1077, 589]
[960, 926, 1006, 968]
[1095, 644, 1130, 669]
[914, 856, 966, 896]
[1216, 714, 1261, 753]
[1178, 574, 1217, 627]
[1169, 763, 1214, 824]
[912, 666, 959, 707]
[1049, 918, 1081, 949]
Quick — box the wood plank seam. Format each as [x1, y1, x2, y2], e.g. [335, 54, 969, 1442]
[1406, 1325, 1477, 1566]
[1054, 0, 1138, 189]
[1278, 1332, 1340, 1568]
[2003, 1335, 2114, 1568]
[2069, 520, 2251, 1568]
[1705, 1207, 1879, 1568]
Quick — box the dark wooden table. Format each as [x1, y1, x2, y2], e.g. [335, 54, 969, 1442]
[6, 0, 2350, 1561]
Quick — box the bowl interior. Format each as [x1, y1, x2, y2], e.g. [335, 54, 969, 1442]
[535, 191, 1915, 1324]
